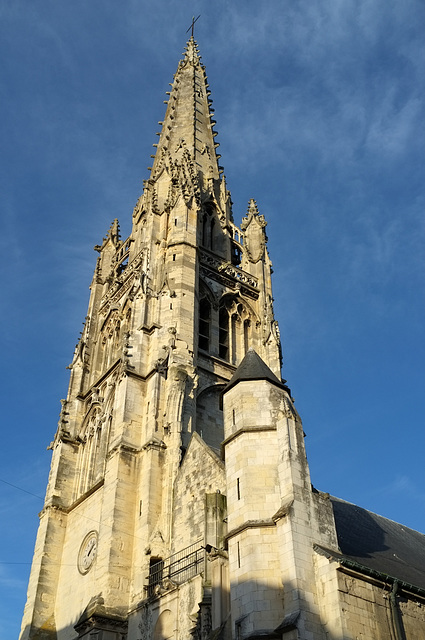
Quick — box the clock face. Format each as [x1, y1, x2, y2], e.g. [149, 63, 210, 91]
[78, 531, 98, 575]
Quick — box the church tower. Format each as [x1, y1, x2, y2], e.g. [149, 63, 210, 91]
[20, 33, 425, 640]
[20, 37, 282, 640]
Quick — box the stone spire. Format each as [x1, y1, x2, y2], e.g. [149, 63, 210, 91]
[150, 37, 221, 183]
[20, 37, 283, 640]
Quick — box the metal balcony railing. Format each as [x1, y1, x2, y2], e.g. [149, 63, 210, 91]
[147, 540, 205, 596]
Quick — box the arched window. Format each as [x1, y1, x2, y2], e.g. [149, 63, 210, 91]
[216, 297, 255, 364]
[76, 410, 102, 496]
[153, 610, 173, 639]
[219, 304, 229, 360]
[244, 318, 251, 354]
[201, 203, 215, 251]
[199, 298, 211, 352]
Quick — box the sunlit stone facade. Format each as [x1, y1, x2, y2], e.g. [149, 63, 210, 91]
[20, 38, 425, 640]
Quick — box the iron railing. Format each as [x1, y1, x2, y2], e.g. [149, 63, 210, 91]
[147, 540, 204, 596]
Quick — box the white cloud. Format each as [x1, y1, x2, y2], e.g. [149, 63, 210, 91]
[375, 474, 425, 504]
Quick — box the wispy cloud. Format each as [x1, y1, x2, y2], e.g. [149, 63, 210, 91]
[373, 474, 425, 505]
[215, 0, 423, 176]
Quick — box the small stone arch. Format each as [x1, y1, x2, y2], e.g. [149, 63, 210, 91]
[198, 278, 217, 305]
[153, 609, 174, 640]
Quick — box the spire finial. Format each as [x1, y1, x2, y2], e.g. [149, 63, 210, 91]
[186, 15, 200, 38]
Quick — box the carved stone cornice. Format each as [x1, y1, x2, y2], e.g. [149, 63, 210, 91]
[199, 265, 259, 300]
[199, 249, 258, 288]
[142, 438, 167, 452]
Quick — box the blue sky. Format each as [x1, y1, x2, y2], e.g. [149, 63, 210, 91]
[1, 1, 424, 637]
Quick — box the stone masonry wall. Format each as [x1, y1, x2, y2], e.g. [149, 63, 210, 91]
[172, 432, 225, 554]
[338, 571, 425, 640]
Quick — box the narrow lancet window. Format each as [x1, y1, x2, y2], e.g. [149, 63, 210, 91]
[210, 218, 215, 251]
[243, 319, 250, 354]
[201, 203, 215, 250]
[202, 214, 212, 249]
[219, 304, 229, 360]
[231, 315, 237, 364]
[199, 298, 211, 352]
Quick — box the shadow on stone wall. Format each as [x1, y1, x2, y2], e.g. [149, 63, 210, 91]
[20, 625, 59, 640]
[20, 571, 421, 640]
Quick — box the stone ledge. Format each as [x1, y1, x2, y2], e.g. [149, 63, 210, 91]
[222, 425, 277, 448]
[225, 518, 276, 541]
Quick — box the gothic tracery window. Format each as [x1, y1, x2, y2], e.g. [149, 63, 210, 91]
[76, 409, 102, 496]
[198, 289, 255, 364]
[219, 297, 253, 363]
[75, 390, 112, 499]
[199, 297, 211, 352]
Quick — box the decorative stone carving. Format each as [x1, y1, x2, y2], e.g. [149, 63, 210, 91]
[240, 199, 267, 263]
[190, 598, 212, 640]
[154, 355, 168, 376]
[282, 395, 297, 419]
[199, 249, 259, 295]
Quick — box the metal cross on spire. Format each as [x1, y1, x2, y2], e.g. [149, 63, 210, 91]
[186, 15, 200, 38]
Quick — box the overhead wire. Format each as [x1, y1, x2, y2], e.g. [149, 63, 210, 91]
[0, 475, 152, 566]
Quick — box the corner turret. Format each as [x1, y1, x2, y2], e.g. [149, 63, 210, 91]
[223, 349, 325, 638]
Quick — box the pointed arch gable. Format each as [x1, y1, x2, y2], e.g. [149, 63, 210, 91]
[99, 305, 120, 334]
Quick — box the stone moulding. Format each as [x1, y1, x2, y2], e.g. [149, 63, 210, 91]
[221, 424, 277, 448]
[66, 479, 105, 514]
[272, 499, 294, 523]
[225, 518, 276, 542]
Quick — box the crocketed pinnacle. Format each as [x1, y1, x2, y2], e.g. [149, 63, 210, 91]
[150, 37, 221, 182]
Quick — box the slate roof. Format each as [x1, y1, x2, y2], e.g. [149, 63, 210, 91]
[329, 496, 425, 592]
[224, 348, 289, 394]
